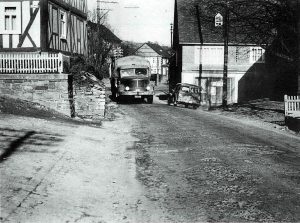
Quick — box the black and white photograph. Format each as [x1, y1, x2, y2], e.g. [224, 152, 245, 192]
[1, 0, 300, 222]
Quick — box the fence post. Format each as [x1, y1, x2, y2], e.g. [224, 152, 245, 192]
[58, 53, 63, 74]
[284, 95, 287, 116]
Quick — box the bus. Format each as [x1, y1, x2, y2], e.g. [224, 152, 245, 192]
[110, 56, 154, 103]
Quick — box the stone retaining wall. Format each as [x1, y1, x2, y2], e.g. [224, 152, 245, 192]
[0, 73, 107, 119]
[74, 85, 106, 119]
[0, 74, 72, 116]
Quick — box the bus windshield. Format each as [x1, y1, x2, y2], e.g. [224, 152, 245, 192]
[120, 68, 148, 77]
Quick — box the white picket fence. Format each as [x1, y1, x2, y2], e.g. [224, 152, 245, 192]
[284, 95, 300, 117]
[0, 52, 66, 74]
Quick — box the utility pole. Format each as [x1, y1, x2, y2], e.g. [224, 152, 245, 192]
[170, 23, 173, 48]
[297, 0, 300, 95]
[196, 5, 203, 103]
[222, 0, 229, 108]
[97, 0, 118, 23]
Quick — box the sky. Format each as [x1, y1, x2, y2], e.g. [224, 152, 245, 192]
[87, 0, 174, 46]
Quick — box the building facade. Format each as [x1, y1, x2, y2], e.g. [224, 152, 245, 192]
[134, 42, 170, 83]
[0, 0, 88, 55]
[0, 0, 88, 117]
[170, 0, 295, 105]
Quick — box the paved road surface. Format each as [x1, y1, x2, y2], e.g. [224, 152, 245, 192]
[1, 98, 300, 222]
[122, 99, 300, 222]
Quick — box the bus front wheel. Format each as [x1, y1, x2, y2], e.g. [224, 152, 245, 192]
[147, 96, 153, 104]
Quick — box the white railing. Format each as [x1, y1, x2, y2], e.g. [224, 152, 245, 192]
[0, 52, 66, 74]
[284, 95, 300, 117]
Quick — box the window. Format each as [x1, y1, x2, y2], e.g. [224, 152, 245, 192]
[4, 7, 17, 31]
[60, 11, 67, 39]
[52, 8, 58, 33]
[250, 47, 265, 63]
[235, 47, 239, 63]
[77, 19, 83, 53]
[195, 46, 224, 65]
[0, 3, 21, 34]
[135, 68, 147, 76]
[120, 69, 135, 77]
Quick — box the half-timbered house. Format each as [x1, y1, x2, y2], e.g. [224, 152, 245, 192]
[0, 0, 89, 117]
[0, 0, 88, 56]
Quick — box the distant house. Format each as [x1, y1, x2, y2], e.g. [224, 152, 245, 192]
[170, 0, 278, 105]
[134, 42, 171, 83]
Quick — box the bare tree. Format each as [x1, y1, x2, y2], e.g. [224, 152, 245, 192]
[86, 9, 116, 79]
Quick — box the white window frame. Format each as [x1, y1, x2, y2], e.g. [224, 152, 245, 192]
[0, 2, 21, 34]
[195, 46, 224, 65]
[60, 11, 67, 39]
[249, 47, 265, 63]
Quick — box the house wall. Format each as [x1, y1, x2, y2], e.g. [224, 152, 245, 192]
[60, 0, 87, 13]
[0, 0, 87, 56]
[180, 45, 268, 103]
[47, 0, 88, 55]
[0, 0, 41, 49]
[135, 45, 163, 75]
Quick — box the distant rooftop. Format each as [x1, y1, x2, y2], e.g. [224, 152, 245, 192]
[87, 21, 122, 44]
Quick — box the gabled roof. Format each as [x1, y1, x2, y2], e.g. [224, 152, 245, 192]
[87, 21, 122, 44]
[135, 42, 171, 58]
[175, 0, 269, 45]
[176, 0, 223, 44]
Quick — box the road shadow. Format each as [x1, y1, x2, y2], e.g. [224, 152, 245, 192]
[0, 131, 35, 162]
[0, 128, 65, 163]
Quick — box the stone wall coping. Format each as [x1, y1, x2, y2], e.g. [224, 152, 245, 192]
[0, 73, 71, 80]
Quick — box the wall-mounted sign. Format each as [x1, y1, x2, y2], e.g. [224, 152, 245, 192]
[215, 13, 223, 27]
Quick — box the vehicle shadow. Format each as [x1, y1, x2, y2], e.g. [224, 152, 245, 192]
[0, 128, 65, 163]
[116, 97, 148, 105]
[156, 93, 169, 101]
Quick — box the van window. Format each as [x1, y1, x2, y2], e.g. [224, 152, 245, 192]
[181, 86, 190, 92]
[191, 87, 200, 93]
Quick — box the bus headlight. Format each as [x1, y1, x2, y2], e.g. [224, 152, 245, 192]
[146, 86, 151, 91]
[125, 86, 130, 91]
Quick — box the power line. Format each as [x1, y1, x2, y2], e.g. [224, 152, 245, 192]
[97, 0, 119, 22]
[124, 6, 140, 8]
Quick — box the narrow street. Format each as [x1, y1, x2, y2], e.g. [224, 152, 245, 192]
[1, 97, 300, 222]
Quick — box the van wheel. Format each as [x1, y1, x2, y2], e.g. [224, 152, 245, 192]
[116, 94, 121, 104]
[112, 90, 117, 100]
[147, 96, 153, 104]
